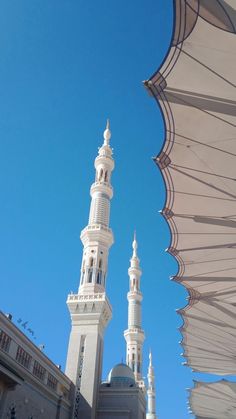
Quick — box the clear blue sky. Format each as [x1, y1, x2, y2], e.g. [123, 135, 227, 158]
[0, 1, 227, 418]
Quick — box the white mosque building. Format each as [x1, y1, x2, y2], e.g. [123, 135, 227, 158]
[0, 121, 157, 419]
[65, 121, 157, 418]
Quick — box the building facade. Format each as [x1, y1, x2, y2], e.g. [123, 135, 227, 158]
[0, 311, 73, 419]
[98, 363, 146, 419]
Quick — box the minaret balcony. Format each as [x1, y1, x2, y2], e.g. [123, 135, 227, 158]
[90, 181, 113, 199]
[124, 328, 145, 342]
[95, 153, 114, 169]
[127, 290, 143, 302]
[66, 292, 112, 327]
[67, 292, 108, 304]
[80, 224, 114, 247]
[128, 266, 142, 276]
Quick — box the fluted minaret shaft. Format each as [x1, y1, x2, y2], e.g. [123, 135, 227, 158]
[124, 233, 145, 387]
[147, 351, 157, 419]
[79, 119, 114, 295]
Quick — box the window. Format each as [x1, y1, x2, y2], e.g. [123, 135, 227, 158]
[47, 373, 58, 390]
[0, 330, 11, 352]
[16, 346, 31, 369]
[104, 171, 108, 182]
[61, 386, 69, 400]
[33, 360, 46, 381]
[96, 272, 101, 284]
[9, 406, 16, 419]
[88, 271, 93, 283]
[98, 169, 103, 181]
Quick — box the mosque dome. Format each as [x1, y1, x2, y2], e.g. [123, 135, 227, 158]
[107, 363, 136, 387]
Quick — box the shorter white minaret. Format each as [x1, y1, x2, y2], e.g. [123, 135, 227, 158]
[147, 351, 157, 419]
[124, 233, 145, 390]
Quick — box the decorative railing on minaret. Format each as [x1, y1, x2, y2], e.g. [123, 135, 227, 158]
[147, 351, 157, 419]
[124, 233, 145, 390]
[65, 121, 114, 419]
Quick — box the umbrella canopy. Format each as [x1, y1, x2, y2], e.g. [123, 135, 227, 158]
[145, 0, 236, 377]
[189, 380, 236, 419]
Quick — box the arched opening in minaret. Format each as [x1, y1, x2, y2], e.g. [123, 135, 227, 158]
[98, 168, 103, 181]
[104, 170, 108, 182]
[88, 257, 94, 283]
[96, 272, 101, 284]
[96, 259, 103, 284]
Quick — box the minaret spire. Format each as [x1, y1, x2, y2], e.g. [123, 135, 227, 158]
[147, 350, 157, 419]
[103, 119, 111, 145]
[65, 120, 115, 419]
[124, 232, 145, 390]
[132, 231, 138, 258]
[79, 119, 114, 293]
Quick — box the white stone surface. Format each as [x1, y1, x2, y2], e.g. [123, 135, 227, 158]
[124, 234, 145, 387]
[0, 311, 72, 419]
[98, 365, 146, 419]
[65, 121, 114, 419]
[147, 351, 157, 419]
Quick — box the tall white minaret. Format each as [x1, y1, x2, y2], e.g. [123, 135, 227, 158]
[124, 233, 145, 390]
[65, 121, 114, 419]
[147, 351, 157, 419]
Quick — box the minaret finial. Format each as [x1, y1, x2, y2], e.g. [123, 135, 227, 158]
[149, 349, 152, 365]
[132, 231, 138, 258]
[103, 119, 111, 145]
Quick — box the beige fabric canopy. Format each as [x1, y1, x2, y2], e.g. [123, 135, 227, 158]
[189, 380, 236, 419]
[145, 1, 236, 416]
[145, 0, 236, 377]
